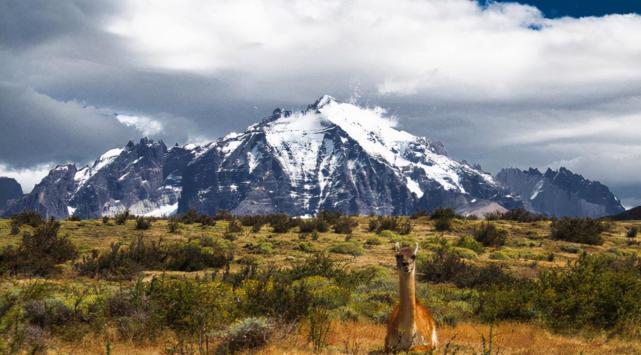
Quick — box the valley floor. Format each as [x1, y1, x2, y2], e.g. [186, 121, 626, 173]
[1, 216, 641, 354]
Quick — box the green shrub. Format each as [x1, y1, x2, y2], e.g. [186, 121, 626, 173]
[489, 251, 509, 260]
[167, 218, 179, 233]
[485, 208, 548, 222]
[536, 254, 641, 334]
[560, 245, 581, 254]
[10, 210, 44, 228]
[368, 216, 412, 235]
[434, 216, 452, 232]
[332, 216, 357, 234]
[218, 317, 273, 353]
[455, 235, 484, 253]
[431, 208, 457, 220]
[551, 217, 605, 245]
[75, 236, 233, 279]
[299, 218, 329, 233]
[452, 247, 478, 260]
[328, 242, 363, 256]
[417, 244, 513, 289]
[114, 210, 130, 225]
[473, 222, 507, 247]
[134, 217, 151, 230]
[317, 210, 343, 225]
[226, 219, 243, 233]
[178, 209, 216, 226]
[365, 237, 382, 246]
[298, 242, 318, 253]
[478, 280, 536, 322]
[378, 230, 399, 239]
[0, 218, 78, 276]
[627, 227, 638, 239]
[270, 214, 293, 233]
[102, 216, 109, 224]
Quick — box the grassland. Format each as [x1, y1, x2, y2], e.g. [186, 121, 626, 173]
[1, 215, 641, 354]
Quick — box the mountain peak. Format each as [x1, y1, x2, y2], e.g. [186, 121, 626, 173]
[308, 94, 338, 111]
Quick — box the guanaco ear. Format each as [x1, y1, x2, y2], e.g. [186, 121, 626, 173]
[413, 242, 419, 255]
[394, 242, 400, 253]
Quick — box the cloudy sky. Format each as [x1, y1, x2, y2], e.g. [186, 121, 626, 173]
[1, 0, 640, 208]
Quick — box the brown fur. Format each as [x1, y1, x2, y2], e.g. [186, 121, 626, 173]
[385, 245, 438, 353]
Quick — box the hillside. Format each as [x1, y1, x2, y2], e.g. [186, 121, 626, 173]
[610, 206, 641, 220]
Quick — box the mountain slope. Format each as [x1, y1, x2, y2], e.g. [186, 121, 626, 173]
[609, 206, 641, 220]
[4, 96, 625, 218]
[496, 167, 625, 218]
[0, 177, 22, 213]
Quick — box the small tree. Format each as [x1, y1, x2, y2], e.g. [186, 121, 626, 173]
[627, 227, 638, 239]
[135, 217, 151, 230]
[473, 222, 507, 247]
[551, 217, 605, 245]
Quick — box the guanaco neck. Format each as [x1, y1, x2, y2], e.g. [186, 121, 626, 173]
[398, 269, 417, 331]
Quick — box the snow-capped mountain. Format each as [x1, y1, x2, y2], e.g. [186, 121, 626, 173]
[3, 96, 623, 218]
[496, 167, 625, 218]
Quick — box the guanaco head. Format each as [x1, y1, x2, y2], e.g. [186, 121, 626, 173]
[395, 242, 419, 274]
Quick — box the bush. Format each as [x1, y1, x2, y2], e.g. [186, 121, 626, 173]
[455, 235, 484, 254]
[178, 209, 216, 226]
[368, 216, 412, 235]
[536, 254, 641, 333]
[431, 208, 457, 220]
[0, 218, 78, 276]
[551, 217, 605, 245]
[417, 245, 469, 284]
[10, 210, 44, 228]
[115, 210, 130, 225]
[434, 216, 452, 232]
[328, 242, 364, 256]
[135, 217, 151, 230]
[317, 210, 343, 225]
[473, 222, 507, 247]
[214, 210, 234, 221]
[478, 280, 536, 322]
[298, 242, 318, 253]
[102, 216, 109, 224]
[485, 208, 548, 222]
[333, 216, 357, 234]
[75, 236, 233, 279]
[299, 218, 329, 233]
[627, 227, 638, 239]
[219, 317, 273, 353]
[270, 214, 293, 233]
[167, 218, 179, 233]
[365, 237, 382, 246]
[417, 244, 513, 289]
[226, 219, 243, 233]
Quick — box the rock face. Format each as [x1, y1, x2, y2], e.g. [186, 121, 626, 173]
[3, 96, 625, 219]
[496, 167, 625, 218]
[0, 177, 22, 213]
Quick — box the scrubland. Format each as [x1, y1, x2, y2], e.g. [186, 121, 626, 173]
[1, 210, 641, 354]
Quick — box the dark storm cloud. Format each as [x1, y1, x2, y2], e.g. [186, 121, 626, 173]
[0, 0, 117, 49]
[0, 82, 138, 167]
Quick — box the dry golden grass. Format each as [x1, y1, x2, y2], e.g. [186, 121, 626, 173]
[51, 321, 641, 354]
[3, 217, 641, 354]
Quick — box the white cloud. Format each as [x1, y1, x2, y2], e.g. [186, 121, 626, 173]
[0, 163, 52, 193]
[106, 0, 641, 103]
[115, 114, 164, 136]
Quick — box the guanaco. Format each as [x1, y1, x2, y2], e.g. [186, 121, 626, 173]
[385, 242, 438, 353]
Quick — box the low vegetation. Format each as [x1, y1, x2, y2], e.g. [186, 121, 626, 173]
[551, 217, 606, 245]
[0, 210, 640, 353]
